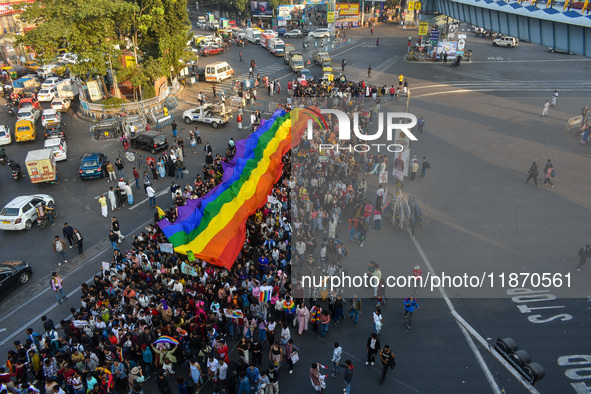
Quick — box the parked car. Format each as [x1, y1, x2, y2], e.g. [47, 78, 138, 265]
[51, 97, 71, 112]
[0, 125, 10, 146]
[44, 122, 66, 140]
[0, 194, 54, 230]
[41, 77, 62, 89]
[201, 46, 225, 56]
[284, 29, 303, 38]
[17, 107, 40, 123]
[37, 87, 58, 102]
[308, 28, 331, 39]
[79, 152, 107, 179]
[41, 109, 61, 128]
[0, 261, 33, 299]
[130, 131, 168, 154]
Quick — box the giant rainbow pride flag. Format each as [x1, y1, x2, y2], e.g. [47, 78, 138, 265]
[158, 108, 310, 269]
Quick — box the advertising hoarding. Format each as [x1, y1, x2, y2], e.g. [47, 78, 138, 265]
[336, 3, 360, 16]
[251, 1, 273, 17]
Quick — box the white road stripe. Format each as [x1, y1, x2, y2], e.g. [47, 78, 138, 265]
[410, 235, 503, 394]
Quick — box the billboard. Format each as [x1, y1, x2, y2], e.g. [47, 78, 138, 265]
[277, 4, 305, 21]
[336, 3, 360, 16]
[251, 1, 273, 17]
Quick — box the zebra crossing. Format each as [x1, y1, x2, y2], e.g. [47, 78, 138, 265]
[216, 62, 289, 93]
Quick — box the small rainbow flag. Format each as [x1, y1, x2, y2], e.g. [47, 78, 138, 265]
[259, 285, 273, 303]
[224, 308, 245, 320]
[158, 109, 309, 269]
[284, 300, 296, 314]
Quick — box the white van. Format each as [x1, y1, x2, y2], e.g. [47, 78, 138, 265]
[268, 38, 285, 56]
[245, 28, 261, 44]
[205, 61, 234, 82]
[493, 36, 518, 48]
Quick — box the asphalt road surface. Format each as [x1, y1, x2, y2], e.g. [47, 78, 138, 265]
[1, 21, 590, 393]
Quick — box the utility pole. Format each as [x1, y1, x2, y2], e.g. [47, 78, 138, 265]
[108, 54, 121, 99]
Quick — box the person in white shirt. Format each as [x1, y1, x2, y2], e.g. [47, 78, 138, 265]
[207, 355, 220, 379]
[146, 185, 156, 208]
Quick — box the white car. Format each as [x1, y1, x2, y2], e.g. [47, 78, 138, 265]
[41, 109, 61, 128]
[37, 87, 58, 102]
[0, 125, 10, 145]
[262, 30, 277, 37]
[284, 29, 303, 38]
[16, 107, 40, 123]
[41, 77, 62, 89]
[51, 97, 71, 112]
[44, 138, 67, 161]
[0, 194, 55, 231]
[308, 28, 330, 39]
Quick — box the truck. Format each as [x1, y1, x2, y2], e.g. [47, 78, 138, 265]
[56, 80, 79, 99]
[260, 32, 275, 49]
[284, 44, 296, 64]
[268, 38, 285, 56]
[312, 50, 333, 72]
[197, 15, 206, 23]
[289, 52, 304, 72]
[12, 77, 40, 94]
[245, 28, 261, 44]
[206, 19, 220, 31]
[25, 148, 57, 183]
[182, 103, 232, 128]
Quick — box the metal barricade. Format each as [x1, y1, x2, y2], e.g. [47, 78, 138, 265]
[121, 114, 148, 135]
[90, 118, 121, 140]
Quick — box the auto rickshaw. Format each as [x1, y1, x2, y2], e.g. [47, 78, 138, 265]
[1, 66, 17, 80]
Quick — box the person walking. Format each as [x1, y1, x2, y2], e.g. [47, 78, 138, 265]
[53, 236, 67, 266]
[341, 58, 346, 71]
[309, 363, 327, 393]
[542, 100, 550, 117]
[551, 90, 558, 106]
[249, 66, 254, 79]
[417, 115, 425, 134]
[146, 184, 156, 208]
[403, 296, 419, 331]
[111, 217, 125, 243]
[171, 120, 178, 138]
[239, 51, 243, 62]
[62, 223, 75, 248]
[108, 230, 120, 250]
[378, 345, 395, 384]
[370, 27, 374, 35]
[376, 37, 380, 47]
[73, 228, 83, 254]
[410, 159, 419, 180]
[133, 167, 140, 189]
[320, 310, 330, 337]
[337, 360, 353, 394]
[367, 65, 372, 79]
[420, 157, 430, 178]
[578, 245, 591, 271]
[366, 333, 380, 365]
[525, 162, 539, 187]
[125, 181, 133, 205]
[372, 308, 382, 335]
[50, 272, 66, 304]
[349, 295, 362, 324]
[98, 194, 108, 218]
[331, 342, 342, 378]
[543, 165, 554, 188]
[285, 339, 299, 375]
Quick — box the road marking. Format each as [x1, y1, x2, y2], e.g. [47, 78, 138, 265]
[410, 235, 502, 394]
[412, 87, 591, 99]
[128, 189, 169, 211]
[0, 217, 155, 348]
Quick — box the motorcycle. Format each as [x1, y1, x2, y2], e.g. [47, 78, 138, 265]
[0, 148, 7, 165]
[5, 103, 14, 116]
[451, 56, 461, 67]
[37, 210, 57, 228]
[8, 160, 22, 181]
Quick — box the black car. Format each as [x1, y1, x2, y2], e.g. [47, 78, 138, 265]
[0, 261, 32, 299]
[44, 122, 66, 140]
[130, 131, 168, 154]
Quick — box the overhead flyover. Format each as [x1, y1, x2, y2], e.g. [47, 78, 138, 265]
[429, 0, 591, 56]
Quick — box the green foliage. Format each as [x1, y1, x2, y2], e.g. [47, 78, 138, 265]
[101, 97, 128, 107]
[141, 84, 156, 99]
[17, 0, 190, 99]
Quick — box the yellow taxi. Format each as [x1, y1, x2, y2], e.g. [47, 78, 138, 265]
[24, 61, 39, 72]
[15, 120, 36, 142]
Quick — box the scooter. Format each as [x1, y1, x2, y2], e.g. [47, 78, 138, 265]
[8, 160, 21, 181]
[5, 103, 14, 116]
[37, 211, 57, 228]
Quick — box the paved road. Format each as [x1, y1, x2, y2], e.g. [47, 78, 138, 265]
[1, 21, 590, 393]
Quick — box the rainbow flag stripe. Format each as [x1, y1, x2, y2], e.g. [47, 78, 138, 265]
[159, 109, 308, 269]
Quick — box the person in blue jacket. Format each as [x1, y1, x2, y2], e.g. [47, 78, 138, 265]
[403, 296, 419, 331]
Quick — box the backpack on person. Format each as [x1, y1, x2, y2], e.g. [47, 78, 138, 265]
[551, 168, 556, 177]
